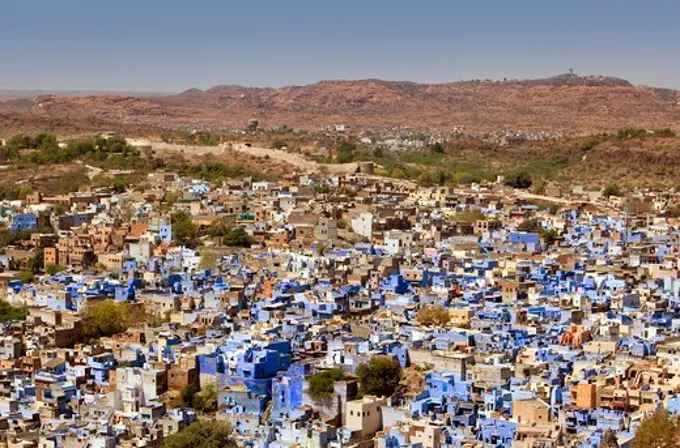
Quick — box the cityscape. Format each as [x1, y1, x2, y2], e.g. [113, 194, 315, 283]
[2, 1, 680, 448]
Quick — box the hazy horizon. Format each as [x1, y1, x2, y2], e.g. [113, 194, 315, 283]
[2, 0, 680, 91]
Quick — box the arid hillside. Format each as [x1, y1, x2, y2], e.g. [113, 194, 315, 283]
[1, 74, 679, 133]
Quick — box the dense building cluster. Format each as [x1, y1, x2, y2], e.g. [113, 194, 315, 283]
[0, 169, 678, 447]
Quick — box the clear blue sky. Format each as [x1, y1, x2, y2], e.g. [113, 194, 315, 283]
[2, 0, 679, 92]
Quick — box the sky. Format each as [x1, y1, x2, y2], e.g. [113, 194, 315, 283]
[1, 0, 680, 92]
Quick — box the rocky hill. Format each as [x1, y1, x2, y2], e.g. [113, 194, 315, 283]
[2, 74, 679, 133]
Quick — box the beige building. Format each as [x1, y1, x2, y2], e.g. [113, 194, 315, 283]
[345, 395, 387, 437]
[513, 398, 551, 425]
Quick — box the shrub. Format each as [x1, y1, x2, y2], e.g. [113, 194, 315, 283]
[518, 219, 542, 233]
[19, 271, 34, 283]
[164, 421, 236, 448]
[199, 251, 218, 270]
[504, 171, 532, 189]
[602, 183, 621, 198]
[81, 300, 139, 339]
[172, 211, 197, 246]
[416, 306, 451, 326]
[192, 382, 218, 412]
[223, 227, 256, 247]
[356, 355, 402, 397]
[180, 384, 198, 408]
[0, 301, 27, 322]
[307, 368, 346, 402]
[632, 407, 680, 448]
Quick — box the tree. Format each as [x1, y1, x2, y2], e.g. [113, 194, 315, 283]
[35, 133, 58, 149]
[0, 183, 31, 201]
[307, 368, 346, 402]
[416, 306, 451, 327]
[223, 227, 256, 248]
[418, 172, 436, 187]
[159, 191, 181, 212]
[356, 355, 402, 397]
[429, 142, 445, 153]
[5, 134, 36, 153]
[199, 251, 218, 270]
[164, 421, 237, 448]
[19, 271, 34, 284]
[208, 217, 233, 238]
[192, 382, 218, 412]
[518, 219, 559, 245]
[600, 429, 619, 448]
[172, 211, 197, 246]
[603, 183, 621, 198]
[504, 171, 533, 189]
[27, 249, 44, 274]
[180, 384, 199, 408]
[335, 142, 356, 163]
[633, 408, 680, 448]
[0, 301, 27, 322]
[81, 300, 135, 339]
[518, 219, 543, 233]
[541, 228, 560, 246]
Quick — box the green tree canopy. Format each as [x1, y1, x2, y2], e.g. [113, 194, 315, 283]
[164, 421, 237, 448]
[307, 368, 346, 402]
[416, 306, 451, 327]
[603, 183, 622, 198]
[223, 227, 256, 248]
[172, 211, 197, 246]
[632, 408, 680, 448]
[518, 219, 543, 233]
[81, 300, 135, 339]
[199, 251, 218, 270]
[192, 382, 218, 412]
[504, 171, 533, 189]
[19, 271, 35, 284]
[356, 355, 402, 397]
[27, 248, 44, 274]
[180, 384, 199, 408]
[0, 301, 27, 322]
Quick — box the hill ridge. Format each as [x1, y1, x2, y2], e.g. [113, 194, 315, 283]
[1, 73, 678, 133]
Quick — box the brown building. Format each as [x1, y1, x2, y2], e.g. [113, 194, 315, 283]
[30, 233, 57, 249]
[44, 247, 59, 267]
[571, 383, 597, 409]
[167, 355, 199, 390]
[474, 219, 502, 235]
